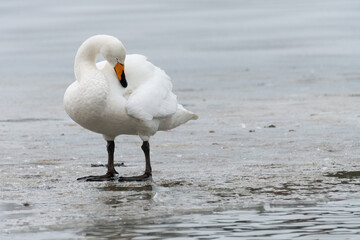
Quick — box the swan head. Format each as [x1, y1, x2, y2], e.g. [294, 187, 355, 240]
[100, 36, 128, 88]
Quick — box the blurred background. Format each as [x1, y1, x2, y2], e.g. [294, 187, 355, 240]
[1, 0, 359, 90]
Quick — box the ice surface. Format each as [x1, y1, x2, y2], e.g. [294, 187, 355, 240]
[0, 0, 360, 238]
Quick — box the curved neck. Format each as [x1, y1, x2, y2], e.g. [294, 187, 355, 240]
[74, 38, 103, 81]
[74, 35, 125, 82]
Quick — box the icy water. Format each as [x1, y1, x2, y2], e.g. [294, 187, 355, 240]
[1, 0, 360, 239]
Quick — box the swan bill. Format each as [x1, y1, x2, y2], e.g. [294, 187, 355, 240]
[114, 62, 128, 88]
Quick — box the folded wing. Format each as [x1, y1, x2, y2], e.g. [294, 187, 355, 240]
[126, 66, 178, 121]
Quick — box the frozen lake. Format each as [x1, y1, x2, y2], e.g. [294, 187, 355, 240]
[1, 0, 360, 239]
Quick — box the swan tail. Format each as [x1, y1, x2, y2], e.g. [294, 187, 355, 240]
[159, 104, 198, 131]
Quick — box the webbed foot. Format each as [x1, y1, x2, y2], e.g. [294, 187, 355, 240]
[118, 172, 152, 182]
[77, 172, 118, 182]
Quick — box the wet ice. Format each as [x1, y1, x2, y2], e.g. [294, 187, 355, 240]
[1, 0, 360, 239]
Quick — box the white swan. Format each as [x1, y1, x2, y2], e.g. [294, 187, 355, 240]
[64, 35, 198, 181]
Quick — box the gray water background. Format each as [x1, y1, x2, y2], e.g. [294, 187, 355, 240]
[1, 0, 360, 239]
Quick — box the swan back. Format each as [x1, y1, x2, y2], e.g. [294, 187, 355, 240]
[124, 54, 177, 121]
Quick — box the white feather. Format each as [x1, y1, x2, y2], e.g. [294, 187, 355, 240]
[126, 65, 177, 121]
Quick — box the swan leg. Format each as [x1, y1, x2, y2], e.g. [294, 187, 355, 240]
[119, 141, 152, 182]
[77, 141, 118, 181]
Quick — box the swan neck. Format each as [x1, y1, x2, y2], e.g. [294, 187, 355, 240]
[74, 38, 102, 81]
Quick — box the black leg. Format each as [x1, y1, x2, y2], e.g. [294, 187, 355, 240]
[106, 141, 118, 175]
[143, 141, 152, 175]
[77, 141, 118, 181]
[118, 141, 152, 182]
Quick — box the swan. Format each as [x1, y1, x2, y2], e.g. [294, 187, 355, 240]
[64, 35, 198, 181]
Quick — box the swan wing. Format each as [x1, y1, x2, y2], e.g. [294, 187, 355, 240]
[126, 67, 178, 121]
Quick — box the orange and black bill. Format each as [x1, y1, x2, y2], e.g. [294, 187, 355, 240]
[114, 62, 128, 88]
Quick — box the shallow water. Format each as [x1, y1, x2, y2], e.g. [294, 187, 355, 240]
[80, 199, 360, 239]
[1, 0, 360, 239]
[4, 199, 360, 240]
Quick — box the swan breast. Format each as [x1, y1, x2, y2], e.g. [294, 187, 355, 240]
[64, 70, 109, 129]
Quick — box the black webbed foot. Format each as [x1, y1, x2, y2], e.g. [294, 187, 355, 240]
[118, 172, 152, 182]
[77, 172, 118, 182]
